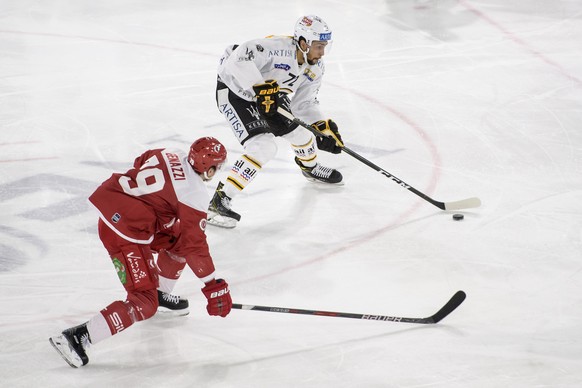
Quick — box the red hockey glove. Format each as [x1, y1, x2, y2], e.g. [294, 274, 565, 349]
[312, 119, 344, 154]
[253, 79, 280, 116]
[201, 279, 232, 317]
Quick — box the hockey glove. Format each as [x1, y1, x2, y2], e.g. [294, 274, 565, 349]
[201, 278, 232, 317]
[312, 119, 344, 154]
[253, 79, 280, 116]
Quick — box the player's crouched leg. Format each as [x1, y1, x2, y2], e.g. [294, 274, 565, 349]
[99, 234, 163, 326]
[98, 291, 157, 339]
[126, 288, 159, 321]
[156, 249, 190, 316]
[49, 289, 158, 368]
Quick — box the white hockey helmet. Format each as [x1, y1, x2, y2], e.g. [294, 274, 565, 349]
[293, 15, 332, 49]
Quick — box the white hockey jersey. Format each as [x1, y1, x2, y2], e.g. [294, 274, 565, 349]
[217, 36, 326, 125]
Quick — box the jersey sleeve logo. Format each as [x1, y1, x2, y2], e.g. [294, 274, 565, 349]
[303, 68, 317, 81]
[238, 47, 255, 62]
[275, 63, 291, 71]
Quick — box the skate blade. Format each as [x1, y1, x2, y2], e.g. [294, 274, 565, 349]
[49, 335, 83, 368]
[302, 176, 345, 186]
[207, 213, 238, 228]
[157, 307, 190, 317]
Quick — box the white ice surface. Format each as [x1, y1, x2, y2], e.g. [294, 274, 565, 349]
[1, 1, 581, 387]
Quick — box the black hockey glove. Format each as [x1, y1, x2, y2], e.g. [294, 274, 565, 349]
[312, 119, 344, 154]
[253, 79, 280, 116]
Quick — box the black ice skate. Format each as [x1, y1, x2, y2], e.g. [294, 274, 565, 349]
[157, 290, 190, 316]
[295, 157, 343, 185]
[49, 322, 91, 368]
[207, 182, 241, 228]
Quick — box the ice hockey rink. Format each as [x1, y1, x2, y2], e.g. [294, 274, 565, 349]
[1, 0, 581, 387]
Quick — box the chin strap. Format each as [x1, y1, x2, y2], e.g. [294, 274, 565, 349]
[296, 42, 310, 65]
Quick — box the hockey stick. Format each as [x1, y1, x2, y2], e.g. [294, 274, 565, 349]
[233, 290, 466, 324]
[278, 107, 481, 211]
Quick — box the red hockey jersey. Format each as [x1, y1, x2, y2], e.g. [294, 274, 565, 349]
[89, 148, 215, 279]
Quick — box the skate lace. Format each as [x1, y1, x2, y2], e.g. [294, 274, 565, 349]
[311, 164, 334, 179]
[220, 194, 232, 210]
[79, 332, 91, 349]
[162, 292, 180, 305]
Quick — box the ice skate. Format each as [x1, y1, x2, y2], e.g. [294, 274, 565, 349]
[49, 322, 91, 368]
[157, 290, 190, 316]
[295, 157, 343, 185]
[207, 182, 241, 228]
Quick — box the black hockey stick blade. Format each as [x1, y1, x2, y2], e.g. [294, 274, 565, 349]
[424, 290, 467, 323]
[277, 107, 481, 211]
[232, 290, 467, 325]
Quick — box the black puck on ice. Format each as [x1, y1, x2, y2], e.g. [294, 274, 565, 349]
[452, 214, 464, 221]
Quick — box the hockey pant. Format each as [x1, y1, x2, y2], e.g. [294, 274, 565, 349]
[92, 219, 159, 339]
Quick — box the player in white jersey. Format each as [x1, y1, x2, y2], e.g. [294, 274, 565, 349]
[208, 15, 345, 228]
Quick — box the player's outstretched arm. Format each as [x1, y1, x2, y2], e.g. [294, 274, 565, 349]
[202, 279, 232, 317]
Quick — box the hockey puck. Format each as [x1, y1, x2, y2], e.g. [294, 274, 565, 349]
[452, 214, 464, 221]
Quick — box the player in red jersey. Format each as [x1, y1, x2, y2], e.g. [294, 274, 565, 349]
[49, 137, 233, 368]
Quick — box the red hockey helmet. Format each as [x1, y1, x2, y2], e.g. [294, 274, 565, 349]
[188, 137, 227, 177]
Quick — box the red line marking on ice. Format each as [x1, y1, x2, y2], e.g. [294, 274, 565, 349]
[235, 201, 425, 286]
[334, 84, 442, 197]
[458, 0, 582, 86]
[0, 156, 58, 163]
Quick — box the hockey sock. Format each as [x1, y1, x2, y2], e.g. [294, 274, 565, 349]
[222, 154, 262, 198]
[158, 276, 177, 294]
[292, 137, 317, 167]
[282, 127, 318, 167]
[98, 300, 135, 337]
[157, 250, 186, 293]
[86, 312, 111, 345]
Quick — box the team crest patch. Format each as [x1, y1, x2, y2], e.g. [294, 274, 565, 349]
[112, 257, 127, 284]
[112, 213, 121, 223]
[200, 219, 207, 231]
